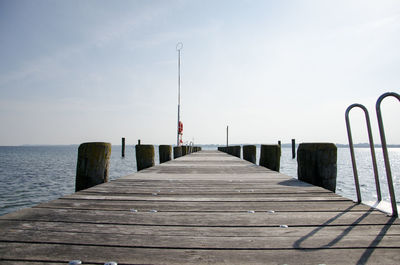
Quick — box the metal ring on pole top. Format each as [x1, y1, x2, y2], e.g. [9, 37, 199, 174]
[176, 42, 183, 51]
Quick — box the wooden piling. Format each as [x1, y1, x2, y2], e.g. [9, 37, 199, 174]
[135, 144, 154, 171]
[182, 145, 188, 156]
[259, 144, 281, 172]
[292, 139, 296, 159]
[75, 142, 111, 192]
[173, 146, 182, 159]
[297, 143, 337, 192]
[159, 145, 172, 164]
[243, 145, 256, 164]
[227, 146, 241, 158]
[226, 126, 229, 147]
[121, 137, 125, 157]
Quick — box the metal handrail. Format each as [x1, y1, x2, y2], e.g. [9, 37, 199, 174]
[376, 92, 399, 217]
[345, 104, 382, 203]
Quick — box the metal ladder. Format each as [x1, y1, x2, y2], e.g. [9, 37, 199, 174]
[345, 91, 399, 217]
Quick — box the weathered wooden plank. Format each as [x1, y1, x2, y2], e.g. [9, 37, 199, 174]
[1, 207, 398, 226]
[1, 228, 399, 249]
[1, 243, 399, 264]
[120, 173, 300, 181]
[1, 220, 399, 237]
[0, 262, 68, 265]
[77, 191, 339, 198]
[61, 194, 350, 202]
[35, 199, 372, 212]
[86, 185, 329, 193]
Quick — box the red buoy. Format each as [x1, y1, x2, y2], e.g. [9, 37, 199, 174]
[178, 121, 183, 134]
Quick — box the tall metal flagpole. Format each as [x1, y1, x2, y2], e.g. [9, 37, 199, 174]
[176, 42, 183, 146]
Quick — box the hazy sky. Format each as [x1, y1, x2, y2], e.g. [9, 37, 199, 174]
[0, 0, 399, 146]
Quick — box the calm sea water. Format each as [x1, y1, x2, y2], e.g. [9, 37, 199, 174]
[0, 145, 399, 216]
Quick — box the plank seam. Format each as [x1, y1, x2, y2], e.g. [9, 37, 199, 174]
[1, 240, 400, 250]
[1, 219, 398, 227]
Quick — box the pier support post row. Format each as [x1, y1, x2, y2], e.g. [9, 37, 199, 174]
[75, 142, 111, 192]
[243, 145, 256, 164]
[259, 144, 281, 172]
[297, 143, 337, 192]
[173, 146, 182, 159]
[159, 145, 172, 164]
[135, 144, 155, 171]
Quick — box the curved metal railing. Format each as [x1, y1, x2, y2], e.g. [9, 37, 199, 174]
[376, 92, 399, 217]
[346, 91, 399, 217]
[345, 103, 381, 203]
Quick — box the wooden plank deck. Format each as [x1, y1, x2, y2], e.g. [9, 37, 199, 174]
[0, 150, 399, 264]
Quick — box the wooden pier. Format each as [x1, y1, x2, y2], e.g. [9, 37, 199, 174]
[0, 150, 399, 264]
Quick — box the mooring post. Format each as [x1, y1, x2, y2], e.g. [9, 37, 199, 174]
[182, 145, 188, 156]
[138, 139, 141, 145]
[226, 126, 229, 147]
[226, 145, 240, 158]
[297, 143, 337, 192]
[75, 142, 111, 192]
[291, 139, 296, 159]
[173, 146, 182, 159]
[159, 145, 172, 164]
[135, 144, 154, 171]
[121, 137, 125, 157]
[259, 144, 281, 172]
[243, 145, 256, 164]
[278, 140, 281, 146]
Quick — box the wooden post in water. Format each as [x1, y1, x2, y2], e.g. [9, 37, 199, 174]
[243, 145, 256, 164]
[278, 140, 281, 146]
[291, 139, 296, 159]
[121, 137, 125, 157]
[138, 139, 141, 145]
[135, 144, 154, 171]
[297, 143, 337, 192]
[226, 126, 229, 147]
[182, 145, 188, 156]
[226, 146, 231, 155]
[75, 142, 111, 192]
[159, 145, 172, 164]
[174, 146, 182, 159]
[259, 144, 281, 172]
[226, 145, 241, 158]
